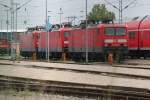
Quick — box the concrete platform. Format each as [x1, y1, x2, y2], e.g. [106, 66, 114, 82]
[124, 59, 150, 65]
[0, 60, 150, 78]
[0, 65, 150, 90]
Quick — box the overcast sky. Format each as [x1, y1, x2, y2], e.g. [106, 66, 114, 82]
[0, 0, 150, 30]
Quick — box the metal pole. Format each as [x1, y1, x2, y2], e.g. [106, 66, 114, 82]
[45, 0, 47, 60]
[85, 0, 88, 63]
[60, 8, 61, 28]
[45, 0, 49, 61]
[119, 0, 123, 23]
[6, 10, 9, 36]
[58, 8, 63, 28]
[0, 20, 2, 31]
[47, 11, 52, 61]
[47, 16, 50, 62]
[15, 4, 18, 33]
[120, 0, 123, 23]
[12, 9, 15, 37]
[6, 10, 9, 55]
[12, 1, 15, 60]
[119, 0, 121, 23]
[0, 20, 1, 40]
[10, 0, 13, 59]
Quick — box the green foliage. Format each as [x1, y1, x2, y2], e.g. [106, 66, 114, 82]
[88, 4, 115, 23]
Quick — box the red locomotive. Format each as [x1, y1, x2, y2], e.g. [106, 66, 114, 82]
[127, 17, 150, 58]
[0, 38, 10, 54]
[19, 26, 45, 58]
[20, 23, 128, 62]
[67, 24, 128, 61]
[19, 33, 35, 58]
[32, 28, 71, 59]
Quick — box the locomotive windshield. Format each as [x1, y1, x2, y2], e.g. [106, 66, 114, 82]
[105, 27, 126, 36]
[116, 28, 126, 36]
[105, 28, 115, 36]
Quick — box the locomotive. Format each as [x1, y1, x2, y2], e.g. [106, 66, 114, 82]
[0, 38, 10, 55]
[0, 32, 12, 55]
[127, 17, 150, 58]
[20, 23, 128, 62]
[19, 33, 35, 58]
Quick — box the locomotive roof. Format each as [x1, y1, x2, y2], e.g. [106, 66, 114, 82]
[127, 20, 150, 30]
[40, 24, 127, 32]
[58, 27, 72, 31]
[97, 23, 126, 28]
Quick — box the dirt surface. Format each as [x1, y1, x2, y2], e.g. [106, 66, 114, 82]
[0, 65, 150, 90]
[0, 60, 150, 78]
[124, 59, 150, 65]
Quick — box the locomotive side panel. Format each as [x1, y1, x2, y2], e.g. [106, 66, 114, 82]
[19, 33, 34, 57]
[69, 29, 84, 53]
[0, 39, 10, 54]
[38, 32, 47, 53]
[128, 31, 138, 50]
[49, 31, 62, 52]
[140, 30, 150, 50]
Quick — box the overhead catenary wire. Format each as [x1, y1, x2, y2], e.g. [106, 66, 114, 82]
[16, 0, 33, 11]
[0, 0, 147, 29]
[104, 0, 138, 23]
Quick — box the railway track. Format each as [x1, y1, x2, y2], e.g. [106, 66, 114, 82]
[0, 60, 150, 99]
[0, 75, 150, 100]
[1, 58, 150, 69]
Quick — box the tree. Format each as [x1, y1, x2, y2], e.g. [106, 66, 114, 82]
[88, 4, 115, 23]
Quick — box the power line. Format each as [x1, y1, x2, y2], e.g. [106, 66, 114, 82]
[104, 0, 137, 23]
[66, 16, 77, 25]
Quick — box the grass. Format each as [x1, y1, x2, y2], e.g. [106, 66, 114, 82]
[0, 89, 98, 100]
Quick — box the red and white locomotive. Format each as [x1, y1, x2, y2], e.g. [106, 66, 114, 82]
[64, 24, 128, 61]
[0, 38, 10, 54]
[19, 23, 128, 62]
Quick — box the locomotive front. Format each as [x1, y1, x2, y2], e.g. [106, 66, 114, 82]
[102, 24, 128, 63]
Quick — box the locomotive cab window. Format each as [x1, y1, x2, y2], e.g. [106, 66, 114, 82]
[105, 28, 115, 36]
[129, 31, 136, 39]
[64, 32, 70, 38]
[116, 28, 126, 36]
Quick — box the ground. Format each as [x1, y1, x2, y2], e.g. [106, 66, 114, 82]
[0, 90, 96, 100]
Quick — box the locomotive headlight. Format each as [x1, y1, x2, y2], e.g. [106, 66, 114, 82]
[64, 41, 69, 44]
[104, 39, 113, 43]
[117, 39, 127, 43]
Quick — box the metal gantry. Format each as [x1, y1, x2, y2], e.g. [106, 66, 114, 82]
[45, 0, 48, 61]
[104, 0, 137, 23]
[0, 0, 32, 58]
